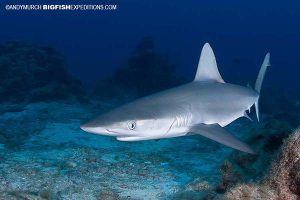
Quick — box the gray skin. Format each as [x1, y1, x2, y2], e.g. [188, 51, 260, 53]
[81, 43, 269, 154]
[81, 82, 258, 137]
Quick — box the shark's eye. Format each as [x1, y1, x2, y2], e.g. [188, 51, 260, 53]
[127, 121, 136, 130]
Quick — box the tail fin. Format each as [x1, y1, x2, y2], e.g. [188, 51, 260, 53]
[255, 53, 270, 93]
[254, 53, 271, 121]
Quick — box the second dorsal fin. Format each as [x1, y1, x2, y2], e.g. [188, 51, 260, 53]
[194, 43, 225, 83]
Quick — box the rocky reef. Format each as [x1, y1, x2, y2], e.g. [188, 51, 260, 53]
[0, 42, 84, 103]
[223, 128, 300, 200]
[94, 36, 184, 102]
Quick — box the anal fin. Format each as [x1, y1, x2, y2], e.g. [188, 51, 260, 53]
[244, 111, 253, 121]
[190, 124, 255, 154]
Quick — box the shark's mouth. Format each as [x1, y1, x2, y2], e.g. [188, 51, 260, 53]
[116, 136, 160, 141]
[105, 129, 120, 136]
[106, 129, 135, 137]
[105, 129, 114, 136]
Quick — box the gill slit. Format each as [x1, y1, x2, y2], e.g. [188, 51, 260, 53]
[175, 103, 192, 127]
[162, 118, 176, 137]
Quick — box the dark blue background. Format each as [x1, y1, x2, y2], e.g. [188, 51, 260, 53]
[1, 0, 299, 90]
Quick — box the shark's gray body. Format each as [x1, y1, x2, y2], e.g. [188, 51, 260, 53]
[81, 43, 270, 154]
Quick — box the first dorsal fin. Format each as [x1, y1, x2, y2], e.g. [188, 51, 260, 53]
[194, 43, 225, 83]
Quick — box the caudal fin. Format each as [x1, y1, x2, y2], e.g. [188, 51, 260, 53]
[255, 53, 270, 93]
[254, 53, 271, 121]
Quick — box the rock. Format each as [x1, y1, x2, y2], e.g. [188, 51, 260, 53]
[0, 190, 53, 200]
[0, 41, 84, 103]
[39, 189, 54, 200]
[266, 127, 300, 199]
[65, 161, 77, 168]
[94, 36, 185, 101]
[223, 128, 300, 200]
[59, 160, 77, 170]
[98, 190, 120, 200]
[185, 177, 211, 192]
[216, 160, 242, 194]
[289, 160, 300, 195]
[221, 184, 277, 200]
[137, 169, 149, 176]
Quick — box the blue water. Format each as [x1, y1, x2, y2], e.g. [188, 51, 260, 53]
[0, 0, 300, 199]
[1, 0, 300, 89]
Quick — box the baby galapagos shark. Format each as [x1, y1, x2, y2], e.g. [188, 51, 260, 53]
[81, 43, 270, 154]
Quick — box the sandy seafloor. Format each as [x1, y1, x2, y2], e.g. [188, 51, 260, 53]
[0, 99, 298, 200]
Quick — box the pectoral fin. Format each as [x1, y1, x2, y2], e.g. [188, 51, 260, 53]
[190, 124, 256, 154]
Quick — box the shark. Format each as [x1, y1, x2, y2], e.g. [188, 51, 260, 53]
[80, 43, 270, 154]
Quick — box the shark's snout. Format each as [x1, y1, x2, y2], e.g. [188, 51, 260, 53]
[80, 123, 112, 135]
[79, 123, 91, 132]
